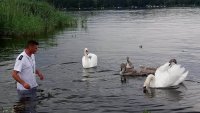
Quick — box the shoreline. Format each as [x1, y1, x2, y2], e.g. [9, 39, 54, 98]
[59, 6, 200, 11]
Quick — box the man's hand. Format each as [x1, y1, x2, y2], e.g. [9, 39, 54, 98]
[22, 82, 30, 89]
[38, 73, 44, 80]
[36, 69, 44, 80]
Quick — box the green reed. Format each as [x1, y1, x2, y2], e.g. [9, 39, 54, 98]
[143, 110, 151, 113]
[0, 0, 77, 37]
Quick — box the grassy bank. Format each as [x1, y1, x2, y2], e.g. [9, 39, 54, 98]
[0, 0, 77, 36]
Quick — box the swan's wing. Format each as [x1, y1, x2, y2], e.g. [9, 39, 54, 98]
[88, 53, 97, 61]
[155, 70, 171, 87]
[156, 62, 170, 74]
[155, 62, 170, 79]
[88, 53, 97, 67]
[154, 62, 168, 87]
[168, 64, 186, 85]
[154, 63, 186, 87]
[173, 71, 189, 86]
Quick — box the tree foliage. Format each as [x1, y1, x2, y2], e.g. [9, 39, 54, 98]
[44, 0, 200, 9]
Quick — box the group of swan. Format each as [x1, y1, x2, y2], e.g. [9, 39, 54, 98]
[82, 48, 189, 90]
[120, 57, 156, 76]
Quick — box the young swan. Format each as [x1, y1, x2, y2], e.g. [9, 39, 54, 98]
[120, 63, 127, 83]
[120, 57, 156, 76]
[140, 66, 157, 75]
[126, 57, 133, 69]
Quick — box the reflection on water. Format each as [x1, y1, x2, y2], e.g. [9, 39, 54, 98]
[144, 84, 187, 102]
[0, 35, 57, 62]
[2, 8, 200, 113]
[82, 67, 97, 77]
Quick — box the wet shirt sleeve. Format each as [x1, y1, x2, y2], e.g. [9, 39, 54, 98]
[14, 55, 23, 72]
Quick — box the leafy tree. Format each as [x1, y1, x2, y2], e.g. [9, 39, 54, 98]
[44, 0, 200, 9]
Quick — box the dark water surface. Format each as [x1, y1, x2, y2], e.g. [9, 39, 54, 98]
[1, 8, 200, 113]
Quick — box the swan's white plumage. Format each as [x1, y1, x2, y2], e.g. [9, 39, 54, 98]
[144, 62, 189, 88]
[173, 71, 188, 86]
[82, 52, 97, 68]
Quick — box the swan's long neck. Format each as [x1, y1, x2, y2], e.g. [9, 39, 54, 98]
[84, 51, 89, 59]
[143, 74, 155, 88]
[126, 58, 132, 68]
[127, 58, 130, 63]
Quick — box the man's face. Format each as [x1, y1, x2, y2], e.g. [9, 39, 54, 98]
[29, 45, 38, 54]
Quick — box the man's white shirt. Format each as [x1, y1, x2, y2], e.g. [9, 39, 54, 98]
[14, 51, 38, 90]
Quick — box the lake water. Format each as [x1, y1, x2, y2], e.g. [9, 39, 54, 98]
[1, 8, 200, 113]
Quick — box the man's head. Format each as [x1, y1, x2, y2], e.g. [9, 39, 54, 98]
[25, 40, 39, 54]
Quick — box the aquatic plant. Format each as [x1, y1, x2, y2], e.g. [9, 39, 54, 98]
[0, 0, 77, 36]
[143, 109, 151, 113]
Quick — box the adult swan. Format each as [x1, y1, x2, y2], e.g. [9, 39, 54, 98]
[82, 48, 97, 68]
[143, 59, 189, 90]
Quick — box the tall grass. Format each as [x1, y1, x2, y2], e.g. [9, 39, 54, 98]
[0, 0, 77, 36]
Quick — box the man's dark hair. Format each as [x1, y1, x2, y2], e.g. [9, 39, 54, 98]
[26, 40, 39, 48]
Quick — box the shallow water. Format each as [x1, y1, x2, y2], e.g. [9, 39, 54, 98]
[1, 8, 200, 113]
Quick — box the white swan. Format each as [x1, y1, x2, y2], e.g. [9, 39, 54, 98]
[82, 48, 97, 68]
[143, 59, 189, 89]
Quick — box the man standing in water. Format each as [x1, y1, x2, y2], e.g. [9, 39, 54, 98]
[12, 40, 44, 100]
